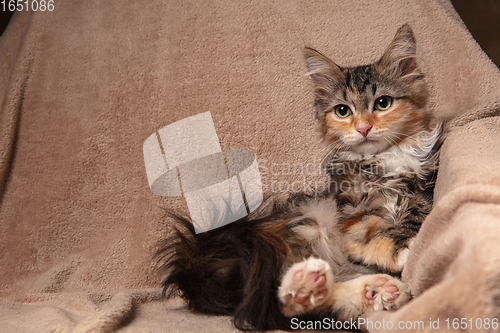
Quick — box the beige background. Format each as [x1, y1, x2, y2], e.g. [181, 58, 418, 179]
[1, 0, 500, 332]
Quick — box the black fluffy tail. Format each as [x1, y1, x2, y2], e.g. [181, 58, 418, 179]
[155, 210, 299, 330]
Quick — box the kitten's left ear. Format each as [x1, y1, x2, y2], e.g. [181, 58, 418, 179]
[378, 24, 421, 81]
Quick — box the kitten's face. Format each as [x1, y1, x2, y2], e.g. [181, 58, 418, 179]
[305, 25, 430, 155]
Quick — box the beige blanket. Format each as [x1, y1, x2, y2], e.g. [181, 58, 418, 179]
[1, 0, 499, 332]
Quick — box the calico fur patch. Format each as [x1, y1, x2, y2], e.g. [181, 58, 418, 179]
[155, 25, 442, 331]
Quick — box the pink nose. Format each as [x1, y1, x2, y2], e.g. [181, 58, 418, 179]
[356, 125, 372, 138]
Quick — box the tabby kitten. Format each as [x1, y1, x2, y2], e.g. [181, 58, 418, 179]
[156, 25, 441, 331]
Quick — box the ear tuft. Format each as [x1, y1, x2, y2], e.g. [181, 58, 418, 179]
[304, 47, 343, 97]
[378, 25, 421, 81]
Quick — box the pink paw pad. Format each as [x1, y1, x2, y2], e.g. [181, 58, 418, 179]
[365, 278, 400, 307]
[293, 271, 328, 305]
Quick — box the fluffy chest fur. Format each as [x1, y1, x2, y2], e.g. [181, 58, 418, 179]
[377, 125, 441, 177]
[293, 128, 441, 274]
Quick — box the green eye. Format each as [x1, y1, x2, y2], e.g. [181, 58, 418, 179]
[334, 105, 352, 118]
[375, 96, 393, 111]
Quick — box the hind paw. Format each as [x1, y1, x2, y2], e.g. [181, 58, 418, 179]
[332, 273, 411, 320]
[363, 274, 410, 311]
[278, 257, 334, 316]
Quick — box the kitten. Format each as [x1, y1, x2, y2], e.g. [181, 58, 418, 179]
[155, 25, 441, 331]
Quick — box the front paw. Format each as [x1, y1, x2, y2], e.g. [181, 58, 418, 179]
[363, 274, 410, 311]
[278, 257, 334, 317]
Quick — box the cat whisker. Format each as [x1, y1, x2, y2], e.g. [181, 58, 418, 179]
[384, 131, 405, 138]
[382, 136, 399, 147]
[321, 147, 344, 166]
[385, 132, 407, 141]
[385, 134, 400, 144]
[322, 140, 349, 158]
[383, 132, 406, 146]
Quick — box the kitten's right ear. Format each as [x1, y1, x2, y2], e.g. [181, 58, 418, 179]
[304, 47, 343, 97]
